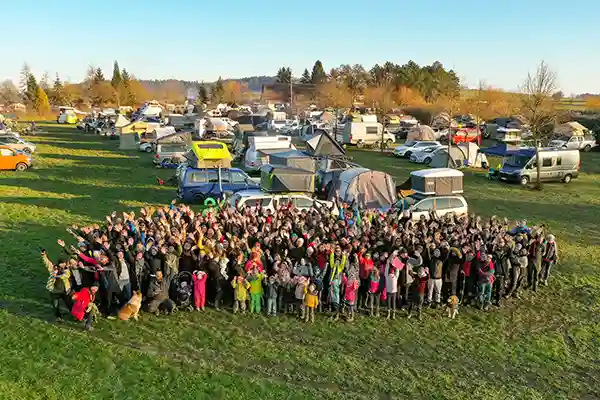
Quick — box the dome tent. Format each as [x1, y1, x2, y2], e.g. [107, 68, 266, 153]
[406, 125, 436, 142]
[329, 168, 396, 209]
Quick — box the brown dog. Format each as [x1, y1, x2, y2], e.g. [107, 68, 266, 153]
[119, 291, 142, 321]
[446, 295, 459, 319]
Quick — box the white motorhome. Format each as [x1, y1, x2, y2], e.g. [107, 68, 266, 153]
[340, 121, 396, 148]
[244, 135, 295, 171]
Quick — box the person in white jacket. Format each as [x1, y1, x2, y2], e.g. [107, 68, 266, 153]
[384, 251, 399, 319]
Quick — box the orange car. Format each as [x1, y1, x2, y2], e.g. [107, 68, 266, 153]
[0, 145, 32, 171]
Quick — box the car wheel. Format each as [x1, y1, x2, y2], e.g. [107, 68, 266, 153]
[424, 157, 432, 164]
[563, 174, 572, 183]
[520, 175, 529, 185]
[22, 148, 32, 154]
[145, 146, 153, 153]
[16, 163, 28, 172]
[584, 145, 592, 152]
[404, 151, 412, 158]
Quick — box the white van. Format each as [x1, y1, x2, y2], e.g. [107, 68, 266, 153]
[229, 189, 335, 213]
[341, 121, 396, 148]
[397, 194, 468, 221]
[244, 135, 295, 171]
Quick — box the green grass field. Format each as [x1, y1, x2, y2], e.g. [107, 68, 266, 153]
[1, 125, 599, 400]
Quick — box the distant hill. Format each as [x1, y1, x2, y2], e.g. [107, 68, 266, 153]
[140, 76, 276, 95]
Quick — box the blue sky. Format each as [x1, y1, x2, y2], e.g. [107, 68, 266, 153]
[3, 0, 599, 94]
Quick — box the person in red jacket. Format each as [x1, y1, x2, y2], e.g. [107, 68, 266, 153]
[71, 282, 99, 331]
[408, 266, 429, 320]
[358, 250, 374, 309]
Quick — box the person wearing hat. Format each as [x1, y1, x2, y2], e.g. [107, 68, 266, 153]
[41, 248, 72, 321]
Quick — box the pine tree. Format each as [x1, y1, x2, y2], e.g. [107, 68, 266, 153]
[276, 67, 292, 83]
[93, 67, 105, 83]
[311, 60, 327, 84]
[19, 63, 31, 94]
[34, 86, 50, 115]
[50, 74, 65, 105]
[198, 85, 208, 103]
[25, 74, 39, 105]
[212, 77, 224, 103]
[300, 69, 311, 84]
[121, 69, 131, 86]
[111, 61, 122, 89]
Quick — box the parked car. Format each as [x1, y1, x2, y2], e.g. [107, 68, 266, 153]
[393, 141, 442, 158]
[409, 145, 445, 164]
[0, 145, 32, 171]
[0, 134, 36, 154]
[229, 189, 334, 213]
[548, 135, 596, 152]
[499, 148, 580, 185]
[140, 142, 154, 153]
[153, 143, 189, 165]
[393, 193, 468, 221]
[269, 120, 287, 131]
[177, 167, 259, 203]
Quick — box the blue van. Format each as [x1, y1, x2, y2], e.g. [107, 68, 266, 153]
[176, 166, 260, 204]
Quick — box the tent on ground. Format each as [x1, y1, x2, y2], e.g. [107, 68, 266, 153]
[119, 131, 140, 150]
[114, 114, 130, 128]
[329, 168, 396, 209]
[183, 141, 232, 168]
[457, 142, 487, 167]
[269, 149, 317, 172]
[428, 146, 466, 168]
[260, 165, 315, 192]
[406, 125, 436, 142]
[305, 130, 346, 157]
[410, 168, 464, 196]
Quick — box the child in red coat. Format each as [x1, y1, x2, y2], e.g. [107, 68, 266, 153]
[71, 282, 99, 331]
[192, 270, 208, 311]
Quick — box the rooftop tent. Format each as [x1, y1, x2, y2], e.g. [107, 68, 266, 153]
[553, 121, 589, 137]
[156, 129, 193, 145]
[330, 168, 396, 209]
[183, 141, 232, 168]
[481, 142, 523, 157]
[260, 165, 315, 192]
[119, 131, 140, 150]
[114, 114, 130, 128]
[406, 125, 436, 142]
[410, 168, 464, 196]
[305, 130, 346, 157]
[428, 146, 467, 168]
[268, 149, 317, 172]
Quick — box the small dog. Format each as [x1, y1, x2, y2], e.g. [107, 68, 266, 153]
[119, 291, 142, 321]
[446, 295, 459, 319]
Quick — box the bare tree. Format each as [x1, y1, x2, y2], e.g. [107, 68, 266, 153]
[520, 61, 558, 189]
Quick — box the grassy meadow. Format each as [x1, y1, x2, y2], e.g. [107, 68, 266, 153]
[0, 125, 599, 399]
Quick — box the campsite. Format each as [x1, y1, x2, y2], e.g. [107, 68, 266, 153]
[0, 122, 599, 399]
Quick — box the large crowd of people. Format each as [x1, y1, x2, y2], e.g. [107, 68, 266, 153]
[42, 200, 559, 330]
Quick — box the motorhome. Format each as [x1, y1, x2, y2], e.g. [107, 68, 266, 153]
[499, 148, 580, 185]
[244, 135, 295, 171]
[339, 121, 396, 148]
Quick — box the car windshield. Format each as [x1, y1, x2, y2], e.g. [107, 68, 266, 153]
[404, 141, 416, 147]
[505, 154, 530, 167]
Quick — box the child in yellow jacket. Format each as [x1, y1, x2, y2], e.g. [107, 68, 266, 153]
[232, 276, 250, 313]
[304, 283, 319, 323]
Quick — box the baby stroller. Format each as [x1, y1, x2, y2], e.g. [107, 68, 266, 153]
[170, 271, 194, 311]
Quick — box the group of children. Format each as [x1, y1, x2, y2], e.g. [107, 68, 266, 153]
[42, 200, 559, 329]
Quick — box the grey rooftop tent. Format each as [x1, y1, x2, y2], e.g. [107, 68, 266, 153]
[260, 165, 315, 192]
[410, 168, 463, 196]
[306, 130, 346, 157]
[268, 149, 317, 172]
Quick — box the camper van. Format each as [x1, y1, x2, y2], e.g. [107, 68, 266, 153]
[340, 121, 396, 148]
[244, 135, 295, 171]
[499, 148, 580, 185]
